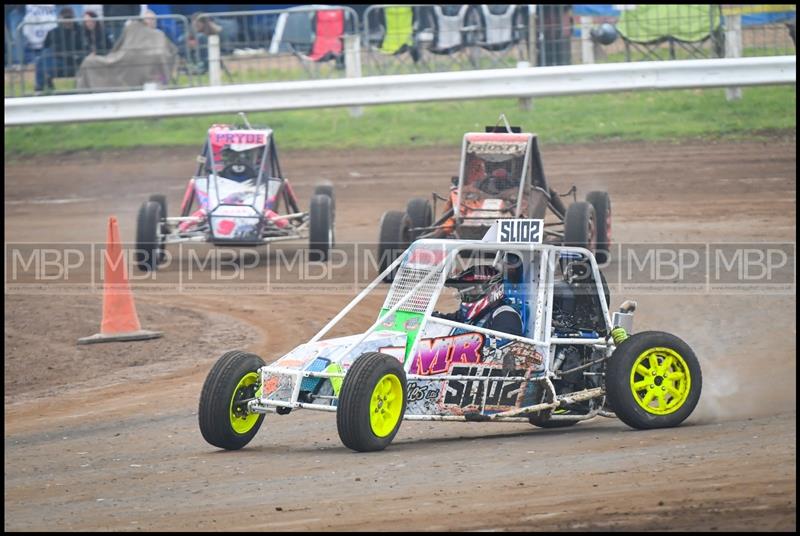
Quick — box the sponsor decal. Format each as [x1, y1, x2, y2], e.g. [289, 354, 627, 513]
[466, 140, 527, 156]
[406, 382, 440, 403]
[275, 358, 306, 368]
[404, 317, 421, 330]
[262, 376, 279, 395]
[444, 365, 525, 408]
[212, 132, 266, 145]
[410, 333, 484, 375]
[216, 219, 235, 236]
[498, 340, 544, 368]
[381, 314, 396, 328]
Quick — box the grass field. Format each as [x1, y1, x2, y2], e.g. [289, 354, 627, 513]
[4, 85, 795, 157]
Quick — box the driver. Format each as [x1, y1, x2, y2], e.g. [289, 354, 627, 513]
[481, 167, 517, 194]
[435, 254, 524, 337]
[219, 147, 258, 183]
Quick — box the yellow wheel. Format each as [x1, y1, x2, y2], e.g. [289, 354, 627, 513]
[606, 331, 702, 429]
[337, 352, 407, 452]
[229, 372, 261, 434]
[629, 347, 691, 415]
[369, 374, 404, 437]
[199, 351, 266, 450]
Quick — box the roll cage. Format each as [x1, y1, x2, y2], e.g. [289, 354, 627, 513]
[411, 117, 572, 242]
[251, 236, 614, 421]
[189, 128, 301, 217]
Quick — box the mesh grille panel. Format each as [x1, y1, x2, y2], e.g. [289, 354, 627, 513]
[383, 263, 445, 314]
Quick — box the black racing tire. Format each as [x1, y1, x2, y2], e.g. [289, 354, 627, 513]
[529, 410, 580, 428]
[309, 193, 334, 262]
[199, 351, 266, 450]
[564, 201, 597, 254]
[148, 194, 169, 264]
[313, 182, 336, 223]
[148, 194, 168, 222]
[405, 197, 433, 240]
[336, 352, 407, 452]
[528, 384, 581, 429]
[377, 210, 411, 283]
[135, 200, 164, 272]
[606, 331, 702, 430]
[585, 191, 612, 264]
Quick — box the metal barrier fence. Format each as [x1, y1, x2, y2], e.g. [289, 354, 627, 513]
[6, 56, 795, 126]
[192, 6, 360, 85]
[363, 4, 532, 75]
[7, 14, 192, 97]
[4, 5, 797, 98]
[576, 4, 796, 65]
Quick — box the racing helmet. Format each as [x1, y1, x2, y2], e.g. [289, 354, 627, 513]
[221, 147, 257, 174]
[449, 265, 504, 306]
[491, 168, 509, 180]
[215, 147, 260, 184]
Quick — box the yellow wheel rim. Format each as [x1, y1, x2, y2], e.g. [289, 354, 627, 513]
[229, 372, 260, 434]
[630, 347, 692, 415]
[369, 373, 403, 437]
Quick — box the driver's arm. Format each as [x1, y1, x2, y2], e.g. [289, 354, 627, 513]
[488, 305, 523, 337]
[432, 310, 461, 321]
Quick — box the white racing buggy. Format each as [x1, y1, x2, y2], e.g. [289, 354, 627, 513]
[199, 219, 702, 452]
[135, 114, 335, 271]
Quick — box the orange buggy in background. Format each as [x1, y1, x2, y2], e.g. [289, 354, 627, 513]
[378, 117, 613, 279]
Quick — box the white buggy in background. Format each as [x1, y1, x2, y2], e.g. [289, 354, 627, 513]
[135, 114, 335, 272]
[199, 219, 702, 452]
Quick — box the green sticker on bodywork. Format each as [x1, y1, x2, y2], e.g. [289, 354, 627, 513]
[325, 363, 344, 396]
[378, 308, 424, 363]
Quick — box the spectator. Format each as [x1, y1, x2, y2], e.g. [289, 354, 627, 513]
[142, 9, 157, 29]
[76, 9, 177, 90]
[179, 12, 223, 75]
[83, 4, 104, 16]
[102, 4, 140, 44]
[34, 6, 86, 93]
[4, 4, 25, 67]
[20, 4, 58, 65]
[82, 10, 112, 55]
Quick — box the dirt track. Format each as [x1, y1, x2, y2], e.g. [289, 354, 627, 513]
[4, 139, 796, 531]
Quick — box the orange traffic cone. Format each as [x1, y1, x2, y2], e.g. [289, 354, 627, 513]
[78, 216, 163, 345]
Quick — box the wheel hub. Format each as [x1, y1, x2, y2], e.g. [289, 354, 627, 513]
[369, 374, 402, 437]
[629, 347, 692, 415]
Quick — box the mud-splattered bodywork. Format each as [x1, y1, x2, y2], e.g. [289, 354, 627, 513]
[252, 232, 615, 420]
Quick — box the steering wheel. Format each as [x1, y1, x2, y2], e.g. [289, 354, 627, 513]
[221, 163, 257, 182]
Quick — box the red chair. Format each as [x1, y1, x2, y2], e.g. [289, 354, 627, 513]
[307, 9, 344, 63]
